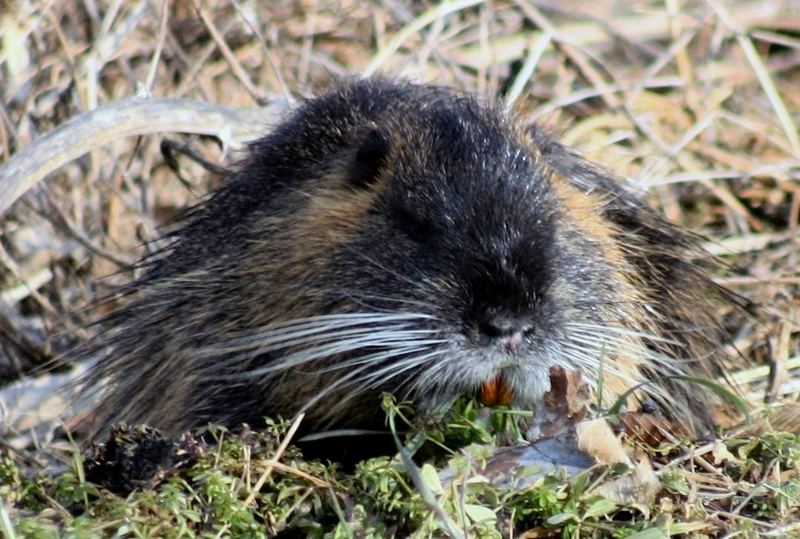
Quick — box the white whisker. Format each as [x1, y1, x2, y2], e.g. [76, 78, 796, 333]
[298, 346, 431, 415]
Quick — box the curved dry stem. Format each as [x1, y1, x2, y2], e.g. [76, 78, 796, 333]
[0, 96, 290, 216]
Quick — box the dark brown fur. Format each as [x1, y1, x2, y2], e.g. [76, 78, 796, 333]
[80, 79, 738, 442]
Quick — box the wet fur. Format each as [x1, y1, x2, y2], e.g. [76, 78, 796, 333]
[81, 79, 735, 440]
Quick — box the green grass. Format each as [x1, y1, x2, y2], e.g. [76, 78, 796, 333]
[3, 398, 799, 537]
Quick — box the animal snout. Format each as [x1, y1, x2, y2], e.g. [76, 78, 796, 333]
[475, 308, 534, 350]
[478, 312, 532, 339]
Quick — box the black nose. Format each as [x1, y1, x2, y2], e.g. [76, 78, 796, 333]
[468, 255, 544, 344]
[478, 312, 533, 339]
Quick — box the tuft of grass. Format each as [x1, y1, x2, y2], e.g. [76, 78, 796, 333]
[3, 399, 799, 536]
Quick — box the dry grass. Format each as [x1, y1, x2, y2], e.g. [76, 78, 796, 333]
[0, 0, 798, 535]
[1, 0, 797, 418]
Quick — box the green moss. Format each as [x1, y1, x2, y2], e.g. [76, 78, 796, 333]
[3, 400, 799, 537]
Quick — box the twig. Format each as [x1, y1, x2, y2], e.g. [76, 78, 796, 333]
[364, 0, 485, 77]
[192, 2, 269, 104]
[504, 30, 553, 110]
[706, 0, 800, 158]
[242, 413, 306, 507]
[0, 96, 289, 217]
[453, 0, 787, 70]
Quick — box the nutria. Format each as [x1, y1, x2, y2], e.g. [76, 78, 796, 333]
[79, 78, 737, 443]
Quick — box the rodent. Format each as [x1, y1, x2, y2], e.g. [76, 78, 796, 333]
[80, 78, 735, 444]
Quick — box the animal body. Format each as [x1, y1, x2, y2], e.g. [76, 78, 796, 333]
[82, 79, 733, 442]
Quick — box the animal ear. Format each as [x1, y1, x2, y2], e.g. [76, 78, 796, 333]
[348, 127, 390, 188]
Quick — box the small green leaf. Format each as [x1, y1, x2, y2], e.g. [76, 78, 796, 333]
[624, 527, 667, 539]
[546, 512, 576, 526]
[463, 504, 496, 523]
[419, 463, 443, 496]
[582, 497, 617, 519]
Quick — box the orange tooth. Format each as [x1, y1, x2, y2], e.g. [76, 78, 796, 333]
[480, 377, 514, 406]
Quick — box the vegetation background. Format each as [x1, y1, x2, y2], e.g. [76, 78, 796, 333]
[0, 0, 798, 536]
